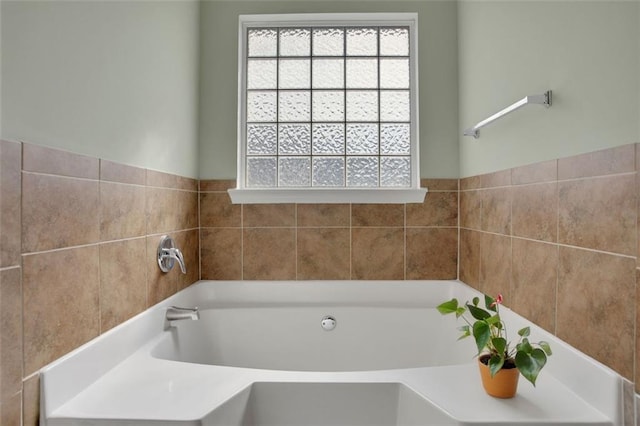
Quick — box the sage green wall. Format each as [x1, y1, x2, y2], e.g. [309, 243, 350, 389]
[458, 1, 640, 178]
[1, 1, 200, 178]
[198, 0, 459, 180]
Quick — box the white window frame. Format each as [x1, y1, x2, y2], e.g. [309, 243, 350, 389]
[229, 13, 427, 204]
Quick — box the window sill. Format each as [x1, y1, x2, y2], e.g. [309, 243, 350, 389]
[228, 188, 428, 204]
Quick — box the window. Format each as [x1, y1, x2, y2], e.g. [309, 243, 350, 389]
[230, 14, 427, 204]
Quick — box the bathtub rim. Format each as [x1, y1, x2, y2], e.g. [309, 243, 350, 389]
[39, 279, 623, 426]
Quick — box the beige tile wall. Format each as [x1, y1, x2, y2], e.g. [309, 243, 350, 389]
[5, 139, 640, 424]
[0, 141, 199, 425]
[199, 179, 459, 281]
[459, 143, 639, 388]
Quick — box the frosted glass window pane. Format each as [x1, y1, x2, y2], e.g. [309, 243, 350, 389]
[242, 23, 416, 190]
[312, 28, 344, 56]
[280, 28, 310, 56]
[279, 59, 310, 89]
[347, 157, 379, 187]
[313, 157, 345, 187]
[247, 157, 277, 187]
[312, 59, 344, 89]
[346, 28, 377, 56]
[247, 124, 277, 155]
[380, 59, 409, 89]
[346, 91, 378, 122]
[247, 59, 277, 89]
[346, 59, 378, 89]
[380, 28, 409, 56]
[248, 29, 277, 57]
[312, 124, 345, 155]
[279, 157, 311, 187]
[278, 124, 310, 155]
[346, 123, 378, 155]
[380, 91, 410, 122]
[381, 157, 411, 187]
[247, 91, 277, 122]
[279, 91, 310, 122]
[312, 91, 344, 122]
[380, 124, 410, 155]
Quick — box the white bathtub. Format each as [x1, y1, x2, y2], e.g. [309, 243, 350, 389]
[40, 280, 623, 425]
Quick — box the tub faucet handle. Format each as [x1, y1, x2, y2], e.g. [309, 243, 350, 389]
[157, 235, 187, 274]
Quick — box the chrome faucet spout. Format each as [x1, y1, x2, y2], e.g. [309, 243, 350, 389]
[166, 306, 199, 321]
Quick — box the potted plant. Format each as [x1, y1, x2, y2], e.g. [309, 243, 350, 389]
[437, 293, 552, 398]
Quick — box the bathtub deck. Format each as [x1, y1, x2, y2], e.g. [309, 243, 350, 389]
[39, 281, 622, 426]
[47, 343, 611, 425]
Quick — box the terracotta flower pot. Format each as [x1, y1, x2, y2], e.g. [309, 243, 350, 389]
[478, 356, 519, 398]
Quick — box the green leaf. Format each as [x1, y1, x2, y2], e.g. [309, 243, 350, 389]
[491, 337, 507, 355]
[517, 338, 533, 354]
[472, 297, 480, 306]
[472, 321, 491, 354]
[489, 354, 505, 377]
[486, 314, 501, 326]
[518, 326, 531, 337]
[467, 304, 491, 321]
[539, 341, 553, 356]
[485, 295, 496, 312]
[455, 307, 466, 318]
[515, 348, 548, 386]
[437, 299, 459, 315]
[457, 325, 471, 340]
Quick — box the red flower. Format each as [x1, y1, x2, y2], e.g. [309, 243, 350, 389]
[490, 293, 503, 308]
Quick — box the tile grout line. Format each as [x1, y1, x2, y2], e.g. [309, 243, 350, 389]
[457, 178, 460, 281]
[349, 203, 352, 280]
[241, 204, 244, 280]
[0, 264, 21, 272]
[403, 203, 407, 280]
[555, 158, 560, 337]
[198, 184, 202, 282]
[295, 204, 298, 280]
[457, 227, 638, 260]
[97, 164, 103, 336]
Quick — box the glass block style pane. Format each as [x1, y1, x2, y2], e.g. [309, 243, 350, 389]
[346, 123, 379, 155]
[380, 59, 409, 89]
[247, 157, 277, 187]
[278, 124, 311, 155]
[380, 156, 411, 187]
[346, 59, 378, 89]
[248, 29, 277, 57]
[346, 28, 378, 56]
[380, 91, 410, 122]
[312, 28, 344, 56]
[279, 91, 310, 122]
[280, 28, 310, 56]
[247, 124, 277, 155]
[312, 91, 344, 122]
[380, 28, 409, 56]
[346, 91, 378, 122]
[279, 59, 310, 89]
[279, 157, 311, 187]
[347, 157, 379, 187]
[247, 91, 277, 122]
[380, 124, 410, 155]
[247, 59, 277, 89]
[312, 59, 344, 89]
[313, 157, 345, 187]
[312, 124, 345, 155]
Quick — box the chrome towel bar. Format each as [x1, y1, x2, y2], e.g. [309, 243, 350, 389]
[464, 90, 552, 139]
